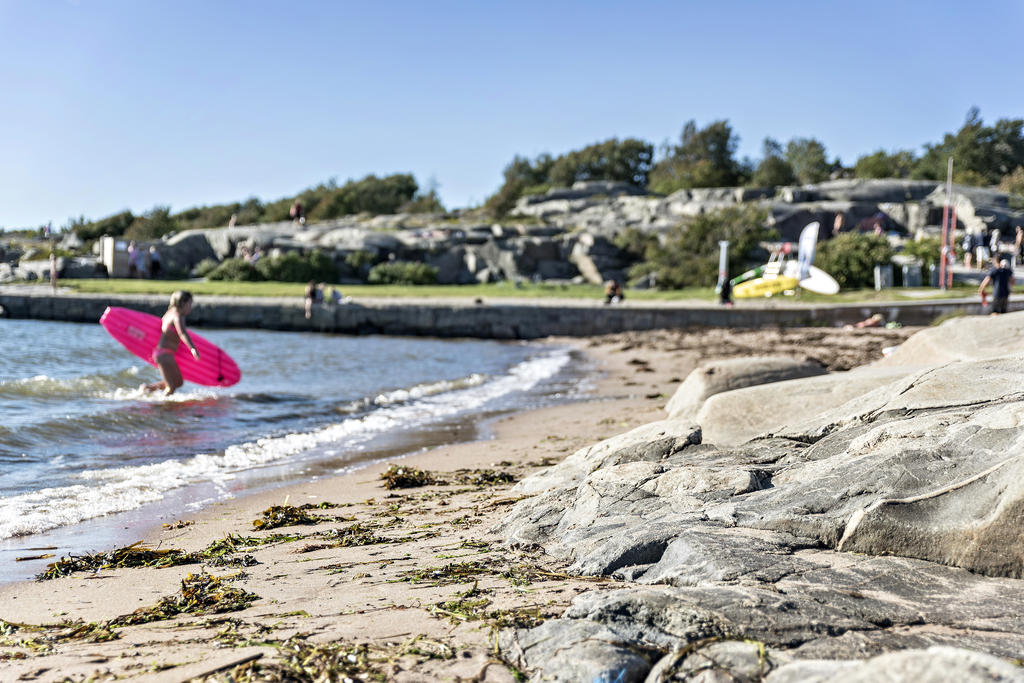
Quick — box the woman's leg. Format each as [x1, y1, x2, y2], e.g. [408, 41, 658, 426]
[155, 353, 184, 395]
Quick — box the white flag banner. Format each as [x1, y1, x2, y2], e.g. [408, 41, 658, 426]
[797, 221, 820, 281]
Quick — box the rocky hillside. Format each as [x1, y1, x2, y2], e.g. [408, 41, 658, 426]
[8, 178, 1021, 285]
[153, 178, 1022, 284]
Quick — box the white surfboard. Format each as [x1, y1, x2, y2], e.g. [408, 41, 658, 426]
[783, 260, 840, 295]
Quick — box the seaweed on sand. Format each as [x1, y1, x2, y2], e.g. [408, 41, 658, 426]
[111, 572, 259, 626]
[252, 503, 344, 530]
[201, 533, 302, 559]
[36, 541, 199, 580]
[0, 619, 118, 653]
[379, 465, 518, 490]
[380, 465, 439, 489]
[207, 634, 457, 682]
[450, 468, 517, 486]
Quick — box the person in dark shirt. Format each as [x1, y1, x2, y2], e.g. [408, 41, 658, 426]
[979, 259, 1014, 314]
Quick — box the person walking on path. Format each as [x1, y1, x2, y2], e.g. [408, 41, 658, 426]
[979, 259, 1014, 315]
[49, 252, 58, 293]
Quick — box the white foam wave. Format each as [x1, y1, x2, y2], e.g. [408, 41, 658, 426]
[0, 348, 571, 539]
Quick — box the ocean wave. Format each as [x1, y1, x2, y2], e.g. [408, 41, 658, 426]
[0, 348, 571, 539]
[0, 369, 143, 399]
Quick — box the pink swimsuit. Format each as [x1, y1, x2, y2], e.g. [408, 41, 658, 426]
[152, 347, 175, 363]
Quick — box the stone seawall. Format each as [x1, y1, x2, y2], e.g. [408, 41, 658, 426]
[0, 291, 1000, 339]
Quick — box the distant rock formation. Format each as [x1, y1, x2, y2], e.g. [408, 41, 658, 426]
[31, 178, 1022, 284]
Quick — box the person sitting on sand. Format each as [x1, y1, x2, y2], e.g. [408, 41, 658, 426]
[143, 290, 200, 395]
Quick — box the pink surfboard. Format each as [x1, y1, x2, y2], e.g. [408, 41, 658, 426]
[100, 306, 241, 387]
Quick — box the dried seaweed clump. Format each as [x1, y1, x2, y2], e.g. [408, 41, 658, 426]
[0, 619, 118, 652]
[112, 572, 259, 626]
[318, 523, 389, 547]
[212, 635, 457, 682]
[36, 541, 198, 580]
[451, 468, 517, 486]
[215, 638, 386, 682]
[252, 504, 327, 530]
[380, 465, 439, 489]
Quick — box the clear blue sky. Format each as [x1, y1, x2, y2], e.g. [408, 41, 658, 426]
[2, 0, 1022, 229]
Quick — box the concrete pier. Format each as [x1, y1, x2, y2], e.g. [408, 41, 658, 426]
[0, 289, 1000, 338]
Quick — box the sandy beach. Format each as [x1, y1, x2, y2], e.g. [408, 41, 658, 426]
[0, 325, 914, 682]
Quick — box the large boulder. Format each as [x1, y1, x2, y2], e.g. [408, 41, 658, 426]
[666, 356, 827, 421]
[694, 365, 915, 446]
[881, 309, 1024, 366]
[161, 232, 218, 274]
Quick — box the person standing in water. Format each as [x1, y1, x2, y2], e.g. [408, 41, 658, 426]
[143, 290, 200, 395]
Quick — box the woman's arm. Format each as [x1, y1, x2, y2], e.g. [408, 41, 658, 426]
[173, 314, 200, 360]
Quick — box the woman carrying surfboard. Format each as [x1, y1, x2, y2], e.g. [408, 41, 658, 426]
[143, 290, 200, 395]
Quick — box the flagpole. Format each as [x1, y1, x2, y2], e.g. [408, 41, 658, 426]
[939, 157, 953, 290]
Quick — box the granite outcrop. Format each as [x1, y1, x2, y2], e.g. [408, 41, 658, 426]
[494, 312, 1024, 681]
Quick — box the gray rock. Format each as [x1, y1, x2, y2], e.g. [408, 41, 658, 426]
[881, 310, 1024, 366]
[162, 232, 218, 274]
[694, 365, 914, 446]
[496, 317, 1024, 679]
[511, 419, 702, 494]
[666, 356, 827, 421]
[765, 646, 1024, 683]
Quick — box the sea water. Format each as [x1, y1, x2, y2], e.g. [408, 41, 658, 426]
[0, 318, 587, 579]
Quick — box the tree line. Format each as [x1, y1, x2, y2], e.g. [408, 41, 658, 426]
[64, 107, 1024, 241]
[487, 106, 1024, 216]
[68, 173, 443, 242]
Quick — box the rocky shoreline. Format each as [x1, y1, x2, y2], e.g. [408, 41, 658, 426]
[494, 314, 1024, 681]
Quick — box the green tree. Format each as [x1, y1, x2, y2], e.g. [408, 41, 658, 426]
[648, 120, 744, 193]
[854, 149, 917, 179]
[625, 205, 774, 289]
[815, 232, 893, 289]
[785, 137, 831, 185]
[125, 206, 177, 241]
[913, 108, 1024, 185]
[484, 153, 555, 217]
[547, 138, 654, 188]
[750, 138, 796, 187]
[71, 210, 135, 241]
[999, 166, 1024, 209]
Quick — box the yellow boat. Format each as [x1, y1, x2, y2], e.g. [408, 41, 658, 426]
[732, 275, 799, 298]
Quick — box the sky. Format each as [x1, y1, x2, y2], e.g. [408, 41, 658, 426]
[1, 0, 1022, 229]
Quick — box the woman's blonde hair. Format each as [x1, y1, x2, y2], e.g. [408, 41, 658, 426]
[169, 290, 193, 311]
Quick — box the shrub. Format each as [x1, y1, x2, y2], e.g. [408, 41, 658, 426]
[206, 258, 263, 281]
[900, 236, 942, 272]
[815, 232, 894, 289]
[255, 250, 339, 283]
[367, 261, 438, 285]
[192, 258, 220, 278]
[344, 250, 378, 270]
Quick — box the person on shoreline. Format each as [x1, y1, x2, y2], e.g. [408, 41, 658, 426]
[979, 259, 1014, 315]
[142, 290, 200, 395]
[304, 280, 323, 318]
[49, 251, 58, 293]
[604, 279, 624, 304]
